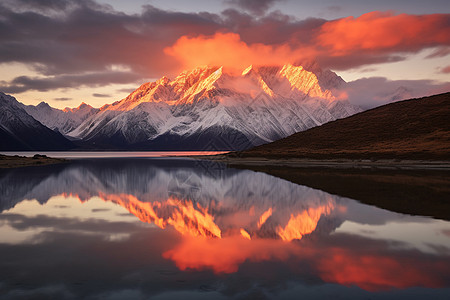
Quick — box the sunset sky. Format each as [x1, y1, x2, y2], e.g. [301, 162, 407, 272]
[0, 0, 449, 108]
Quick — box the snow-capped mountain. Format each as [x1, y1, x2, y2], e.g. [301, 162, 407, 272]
[67, 64, 361, 150]
[0, 92, 74, 150]
[21, 101, 99, 135]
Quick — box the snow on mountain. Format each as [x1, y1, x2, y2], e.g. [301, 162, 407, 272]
[68, 64, 361, 150]
[21, 101, 99, 135]
[0, 92, 74, 150]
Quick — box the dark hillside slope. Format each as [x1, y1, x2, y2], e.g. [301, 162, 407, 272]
[238, 93, 450, 160]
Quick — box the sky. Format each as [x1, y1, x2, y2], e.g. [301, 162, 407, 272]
[0, 0, 449, 109]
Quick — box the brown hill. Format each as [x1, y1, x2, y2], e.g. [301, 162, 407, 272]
[236, 92, 450, 160]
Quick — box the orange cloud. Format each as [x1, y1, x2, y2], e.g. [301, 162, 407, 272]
[440, 65, 450, 74]
[164, 32, 313, 72]
[317, 12, 450, 55]
[163, 12, 450, 73]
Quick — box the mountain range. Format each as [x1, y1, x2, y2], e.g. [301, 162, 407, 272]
[0, 93, 74, 150]
[0, 63, 360, 151]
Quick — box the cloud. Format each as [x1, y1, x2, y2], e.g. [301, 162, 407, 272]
[425, 46, 450, 58]
[1, 0, 75, 14]
[439, 65, 450, 74]
[341, 77, 450, 108]
[0, 0, 449, 95]
[164, 32, 313, 72]
[224, 0, 283, 16]
[0, 71, 144, 93]
[317, 12, 450, 55]
[53, 97, 72, 101]
[116, 88, 135, 94]
[92, 93, 111, 98]
[164, 11, 450, 72]
[0, 0, 219, 92]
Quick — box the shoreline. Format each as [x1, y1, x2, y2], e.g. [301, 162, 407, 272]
[193, 155, 450, 170]
[0, 154, 68, 169]
[1, 151, 449, 171]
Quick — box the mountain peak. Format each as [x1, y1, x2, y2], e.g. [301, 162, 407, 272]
[37, 101, 51, 108]
[157, 76, 170, 86]
[279, 64, 333, 99]
[242, 65, 253, 76]
[62, 102, 92, 113]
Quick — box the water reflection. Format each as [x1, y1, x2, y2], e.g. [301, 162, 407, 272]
[0, 158, 449, 299]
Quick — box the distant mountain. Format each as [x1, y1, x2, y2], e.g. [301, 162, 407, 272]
[21, 101, 99, 135]
[238, 92, 450, 160]
[0, 92, 74, 151]
[66, 64, 360, 150]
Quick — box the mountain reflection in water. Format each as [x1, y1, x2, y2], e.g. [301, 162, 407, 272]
[0, 158, 449, 299]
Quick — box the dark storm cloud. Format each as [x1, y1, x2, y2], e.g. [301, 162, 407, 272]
[225, 0, 283, 16]
[7, 0, 72, 11]
[0, 0, 220, 92]
[0, 71, 144, 93]
[220, 9, 326, 45]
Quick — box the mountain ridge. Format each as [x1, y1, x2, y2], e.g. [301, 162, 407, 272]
[67, 64, 360, 150]
[0, 93, 74, 150]
[21, 101, 99, 135]
[1, 63, 361, 151]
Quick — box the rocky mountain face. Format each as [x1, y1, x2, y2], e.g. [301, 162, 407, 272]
[67, 64, 361, 150]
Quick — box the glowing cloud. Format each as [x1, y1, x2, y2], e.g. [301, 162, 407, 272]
[164, 32, 312, 72]
[317, 12, 450, 55]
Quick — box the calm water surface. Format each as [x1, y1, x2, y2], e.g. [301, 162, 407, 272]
[0, 157, 449, 299]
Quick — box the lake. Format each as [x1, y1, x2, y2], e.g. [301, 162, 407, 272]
[0, 156, 449, 299]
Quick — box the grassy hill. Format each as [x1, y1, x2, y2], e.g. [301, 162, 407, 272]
[236, 92, 450, 160]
